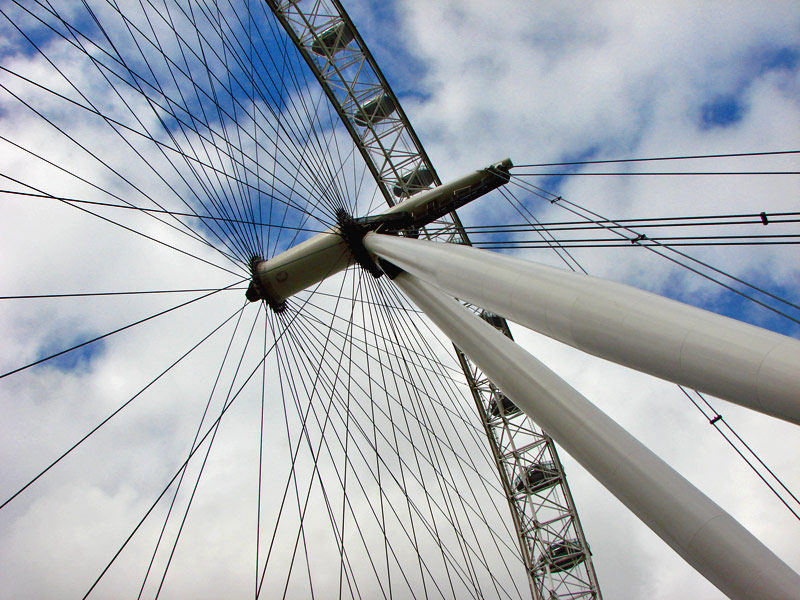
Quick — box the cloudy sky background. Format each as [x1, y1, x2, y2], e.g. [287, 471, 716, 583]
[0, 1, 799, 599]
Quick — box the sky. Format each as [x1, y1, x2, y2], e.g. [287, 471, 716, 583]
[0, 1, 799, 599]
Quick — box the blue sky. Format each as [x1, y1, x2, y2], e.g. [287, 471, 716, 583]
[0, 1, 798, 599]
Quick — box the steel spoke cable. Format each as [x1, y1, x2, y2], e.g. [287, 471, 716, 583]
[281, 315, 444, 600]
[153, 306, 264, 598]
[306, 288, 425, 314]
[280, 3, 419, 211]
[0, 62, 251, 265]
[52, 0, 258, 262]
[298, 302, 485, 433]
[0, 64, 315, 258]
[346, 279, 509, 589]
[204, 0, 262, 256]
[0, 188, 327, 233]
[361, 278, 508, 599]
[507, 176, 800, 319]
[282, 314, 455, 600]
[355, 270, 393, 597]
[370, 277, 527, 571]
[82, 296, 304, 599]
[337, 280, 430, 597]
[377, 274, 607, 588]
[0, 170, 246, 278]
[270, 320, 319, 598]
[38, 0, 347, 228]
[368, 278, 514, 483]
[255, 303, 268, 598]
[25, 0, 340, 232]
[504, 176, 800, 528]
[0, 60, 272, 254]
[126, 0, 326, 251]
[372, 277, 526, 543]
[0, 279, 246, 380]
[267, 271, 363, 599]
[165, 0, 350, 222]
[250, 1, 354, 218]
[0, 287, 246, 300]
[277, 293, 376, 600]
[299, 297, 468, 381]
[182, 0, 262, 259]
[679, 386, 800, 522]
[137, 301, 251, 598]
[338, 266, 360, 598]
[0, 127, 244, 272]
[255, 268, 364, 596]
[192, 0, 270, 258]
[0, 303, 247, 512]
[287, 305, 521, 600]
[513, 149, 800, 168]
[98, 0, 261, 261]
[1, 6, 254, 265]
[296, 305, 500, 486]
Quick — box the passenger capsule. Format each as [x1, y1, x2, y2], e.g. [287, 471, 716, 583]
[487, 393, 521, 418]
[513, 461, 559, 493]
[392, 166, 435, 197]
[479, 310, 505, 330]
[310, 22, 354, 56]
[534, 540, 585, 574]
[352, 93, 395, 127]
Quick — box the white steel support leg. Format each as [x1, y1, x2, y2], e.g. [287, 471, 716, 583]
[392, 271, 800, 600]
[364, 233, 800, 425]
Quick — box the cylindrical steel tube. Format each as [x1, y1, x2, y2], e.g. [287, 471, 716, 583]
[364, 232, 800, 425]
[393, 270, 800, 600]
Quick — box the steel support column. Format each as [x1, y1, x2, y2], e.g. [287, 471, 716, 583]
[364, 233, 800, 425]
[391, 270, 800, 600]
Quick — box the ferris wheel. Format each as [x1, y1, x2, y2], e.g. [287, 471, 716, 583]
[0, 1, 798, 599]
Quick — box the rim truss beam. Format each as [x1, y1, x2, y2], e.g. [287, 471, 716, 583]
[265, 2, 602, 596]
[266, 0, 470, 243]
[454, 312, 601, 599]
[392, 270, 800, 600]
[266, 0, 441, 204]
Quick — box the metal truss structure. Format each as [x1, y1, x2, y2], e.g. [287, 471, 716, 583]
[266, 1, 602, 597]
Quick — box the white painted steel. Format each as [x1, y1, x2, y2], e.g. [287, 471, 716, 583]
[251, 161, 510, 305]
[381, 158, 511, 224]
[393, 271, 800, 600]
[364, 233, 800, 425]
[253, 232, 352, 306]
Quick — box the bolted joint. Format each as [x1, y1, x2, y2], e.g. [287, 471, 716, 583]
[335, 209, 384, 278]
[246, 255, 286, 312]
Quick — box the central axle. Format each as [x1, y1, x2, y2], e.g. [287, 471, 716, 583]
[246, 158, 512, 310]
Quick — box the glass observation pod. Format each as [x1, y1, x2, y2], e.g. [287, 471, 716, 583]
[534, 540, 587, 574]
[479, 310, 506, 330]
[513, 461, 560, 494]
[392, 166, 436, 197]
[352, 93, 396, 127]
[488, 392, 521, 419]
[310, 22, 354, 56]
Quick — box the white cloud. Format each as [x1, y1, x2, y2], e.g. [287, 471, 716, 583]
[1, 1, 798, 599]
